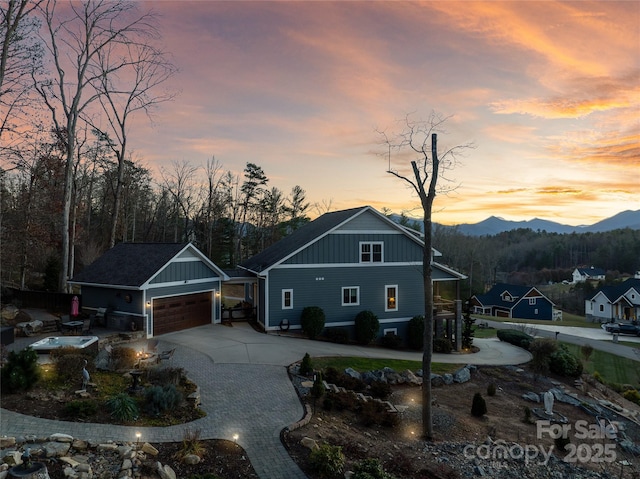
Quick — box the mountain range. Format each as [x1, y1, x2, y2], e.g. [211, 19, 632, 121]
[446, 210, 640, 236]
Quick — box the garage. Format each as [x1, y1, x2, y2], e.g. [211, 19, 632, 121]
[153, 292, 213, 336]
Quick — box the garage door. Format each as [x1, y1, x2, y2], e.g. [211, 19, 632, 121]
[153, 292, 212, 335]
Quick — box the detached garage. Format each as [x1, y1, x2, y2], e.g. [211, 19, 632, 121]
[69, 243, 229, 337]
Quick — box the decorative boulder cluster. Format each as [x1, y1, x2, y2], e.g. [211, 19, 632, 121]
[0, 433, 176, 479]
[346, 364, 475, 387]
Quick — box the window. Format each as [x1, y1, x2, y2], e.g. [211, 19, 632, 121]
[385, 285, 398, 311]
[360, 242, 383, 263]
[282, 289, 293, 309]
[599, 304, 604, 312]
[529, 298, 536, 305]
[342, 286, 359, 306]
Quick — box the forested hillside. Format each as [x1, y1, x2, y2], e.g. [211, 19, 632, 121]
[433, 225, 640, 300]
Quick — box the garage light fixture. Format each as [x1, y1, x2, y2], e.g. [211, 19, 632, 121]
[146, 301, 151, 308]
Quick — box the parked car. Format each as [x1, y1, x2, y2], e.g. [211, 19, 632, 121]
[602, 322, 640, 336]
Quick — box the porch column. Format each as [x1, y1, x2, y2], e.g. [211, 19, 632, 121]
[455, 299, 462, 351]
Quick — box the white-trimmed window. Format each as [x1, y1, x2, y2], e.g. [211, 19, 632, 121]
[342, 286, 360, 306]
[529, 298, 536, 305]
[282, 289, 293, 309]
[360, 241, 383, 263]
[385, 285, 398, 311]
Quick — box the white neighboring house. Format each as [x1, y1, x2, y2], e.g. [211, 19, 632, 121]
[585, 278, 640, 323]
[572, 266, 606, 284]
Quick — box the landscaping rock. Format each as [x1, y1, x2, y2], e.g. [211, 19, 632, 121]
[522, 392, 540, 403]
[402, 370, 422, 385]
[442, 373, 454, 385]
[49, 433, 74, 443]
[183, 454, 201, 465]
[344, 368, 361, 380]
[157, 463, 176, 479]
[141, 443, 158, 456]
[300, 437, 319, 451]
[453, 367, 471, 383]
[430, 374, 444, 387]
[44, 441, 71, 457]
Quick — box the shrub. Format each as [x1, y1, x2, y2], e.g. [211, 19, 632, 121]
[323, 367, 340, 384]
[581, 344, 594, 363]
[487, 383, 496, 396]
[146, 366, 185, 386]
[461, 308, 475, 350]
[110, 347, 137, 371]
[53, 353, 93, 383]
[381, 332, 402, 350]
[309, 443, 345, 478]
[369, 380, 392, 400]
[359, 401, 399, 429]
[529, 338, 558, 377]
[0, 347, 40, 393]
[407, 315, 424, 350]
[354, 310, 379, 345]
[300, 306, 326, 340]
[623, 389, 640, 406]
[106, 393, 139, 422]
[144, 384, 183, 417]
[555, 435, 570, 452]
[353, 458, 394, 479]
[299, 353, 313, 376]
[496, 329, 533, 349]
[63, 400, 98, 419]
[311, 372, 325, 399]
[593, 371, 604, 383]
[522, 406, 533, 424]
[471, 392, 487, 417]
[433, 337, 453, 353]
[330, 391, 360, 411]
[549, 344, 583, 378]
[176, 427, 206, 460]
[325, 327, 350, 344]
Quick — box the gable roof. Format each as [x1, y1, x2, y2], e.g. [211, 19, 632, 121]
[576, 267, 606, 277]
[240, 206, 425, 274]
[70, 243, 227, 288]
[473, 283, 551, 308]
[590, 278, 640, 304]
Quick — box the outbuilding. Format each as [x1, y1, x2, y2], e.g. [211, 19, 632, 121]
[69, 243, 228, 337]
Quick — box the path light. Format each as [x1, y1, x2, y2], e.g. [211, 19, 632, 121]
[233, 434, 239, 443]
[135, 432, 141, 446]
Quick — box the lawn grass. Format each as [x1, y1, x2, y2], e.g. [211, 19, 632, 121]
[311, 357, 460, 375]
[561, 342, 639, 386]
[471, 326, 497, 339]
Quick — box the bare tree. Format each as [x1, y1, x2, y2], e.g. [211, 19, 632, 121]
[0, 0, 43, 155]
[33, 0, 166, 291]
[380, 112, 472, 440]
[88, 39, 177, 248]
[159, 159, 200, 243]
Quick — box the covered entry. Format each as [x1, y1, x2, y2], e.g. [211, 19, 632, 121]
[152, 292, 213, 335]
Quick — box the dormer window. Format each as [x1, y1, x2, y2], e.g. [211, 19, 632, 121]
[501, 292, 513, 302]
[360, 242, 383, 263]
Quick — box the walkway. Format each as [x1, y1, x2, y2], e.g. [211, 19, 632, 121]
[1, 321, 532, 479]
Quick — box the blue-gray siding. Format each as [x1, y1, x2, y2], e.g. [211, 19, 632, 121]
[80, 287, 144, 315]
[264, 265, 423, 331]
[283, 233, 422, 265]
[150, 261, 220, 284]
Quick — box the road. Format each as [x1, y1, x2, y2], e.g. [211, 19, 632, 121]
[477, 318, 640, 361]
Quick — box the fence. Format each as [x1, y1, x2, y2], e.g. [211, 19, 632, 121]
[5, 288, 81, 313]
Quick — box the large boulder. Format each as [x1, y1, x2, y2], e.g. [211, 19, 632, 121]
[344, 368, 361, 380]
[453, 367, 471, 383]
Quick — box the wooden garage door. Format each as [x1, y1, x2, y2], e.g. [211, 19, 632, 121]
[153, 292, 212, 335]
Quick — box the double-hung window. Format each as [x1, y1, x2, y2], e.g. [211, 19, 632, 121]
[342, 286, 360, 306]
[282, 289, 293, 309]
[385, 285, 398, 311]
[360, 242, 383, 263]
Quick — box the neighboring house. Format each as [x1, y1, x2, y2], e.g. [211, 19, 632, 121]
[572, 266, 606, 284]
[69, 243, 228, 337]
[470, 283, 556, 320]
[585, 278, 640, 323]
[238, 206, 466, 345]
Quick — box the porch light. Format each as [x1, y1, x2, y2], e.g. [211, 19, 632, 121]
[146, 301, 151, 307]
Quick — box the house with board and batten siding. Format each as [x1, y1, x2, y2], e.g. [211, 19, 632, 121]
[238, 206, 466, 347]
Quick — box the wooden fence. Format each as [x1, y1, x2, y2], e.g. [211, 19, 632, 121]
[6, 288, 81, 313]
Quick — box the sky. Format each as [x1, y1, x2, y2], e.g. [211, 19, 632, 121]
[125, 1, 640, 226]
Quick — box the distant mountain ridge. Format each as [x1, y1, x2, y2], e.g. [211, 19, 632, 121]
[448, 210, 640, 236]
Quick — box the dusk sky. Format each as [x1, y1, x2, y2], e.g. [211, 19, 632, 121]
[127, 1, 639, 226]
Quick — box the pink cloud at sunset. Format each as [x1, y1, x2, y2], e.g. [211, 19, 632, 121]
[116, 1, 640, 226]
